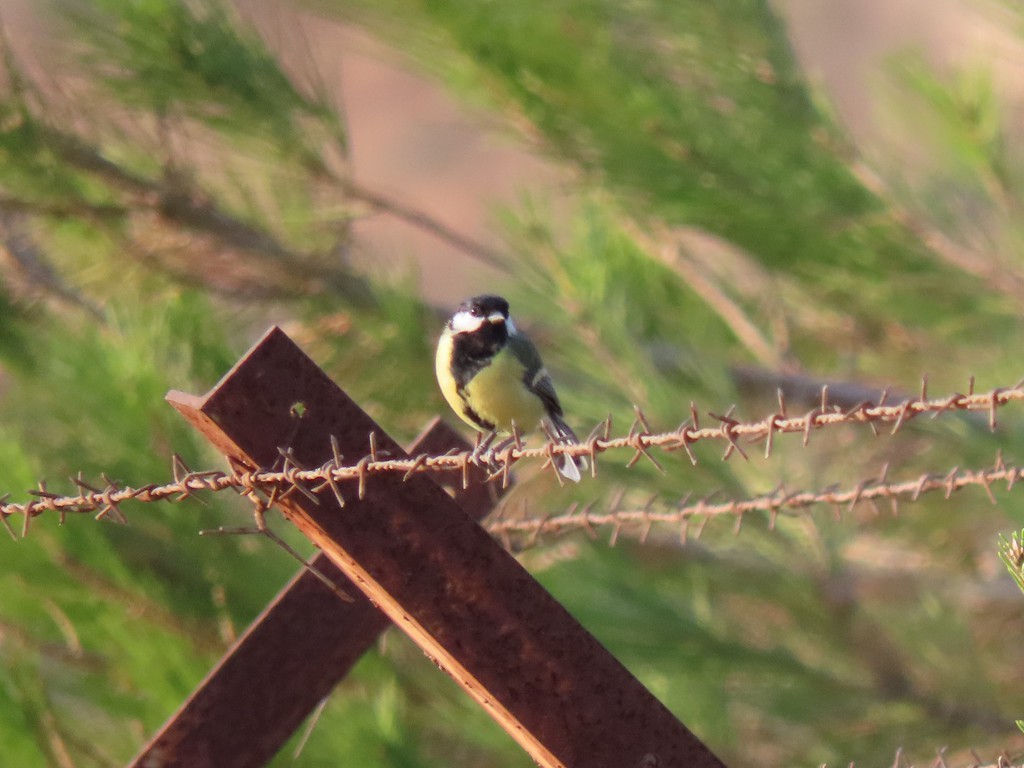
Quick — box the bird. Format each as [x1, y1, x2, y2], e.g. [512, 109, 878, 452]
[435, 294, 587, 482]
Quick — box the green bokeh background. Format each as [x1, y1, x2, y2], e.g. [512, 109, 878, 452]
[1, 1, 1023, 765]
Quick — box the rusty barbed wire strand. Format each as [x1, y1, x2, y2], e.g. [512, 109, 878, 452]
[835, 746, 1024, 768]
[485, 453, 1022, 543]
[2, 379, 1024, 530]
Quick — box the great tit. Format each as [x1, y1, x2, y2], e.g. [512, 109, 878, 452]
[435, 294, 586, 482]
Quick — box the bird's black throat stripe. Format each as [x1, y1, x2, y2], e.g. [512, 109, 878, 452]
[450, 323, 505, 391]
[458, 397, 495, 432]
[449, 322, 506, 432]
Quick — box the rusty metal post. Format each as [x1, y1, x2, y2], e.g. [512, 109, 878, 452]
[128, 418, 497, 768]
[160, 326, 725, 768]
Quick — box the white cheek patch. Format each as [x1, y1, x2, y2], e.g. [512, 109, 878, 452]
[450, 310, 485, 334]
[504, 317, 518, 335]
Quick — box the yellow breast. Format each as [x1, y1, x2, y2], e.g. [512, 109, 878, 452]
[464, 348, 545, 433]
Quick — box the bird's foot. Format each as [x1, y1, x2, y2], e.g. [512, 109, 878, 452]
[469, 430, 498, 468]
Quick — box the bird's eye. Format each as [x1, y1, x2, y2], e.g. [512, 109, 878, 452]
[470, 306, 481, 316]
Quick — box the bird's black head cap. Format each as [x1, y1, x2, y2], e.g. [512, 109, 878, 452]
[459, 294, 509, 319]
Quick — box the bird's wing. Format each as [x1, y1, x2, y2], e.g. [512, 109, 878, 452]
[507, 329, 585, 481]
[506, 331, 564, 418]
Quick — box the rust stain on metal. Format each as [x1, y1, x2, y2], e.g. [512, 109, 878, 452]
[153, 326, 725, 768]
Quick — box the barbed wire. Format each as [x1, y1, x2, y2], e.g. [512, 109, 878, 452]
[846, 746, 1024, 768]
[2, 378, 1024, 536]
[486, 452, 1022, 546]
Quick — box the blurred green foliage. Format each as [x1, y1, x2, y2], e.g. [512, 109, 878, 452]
[0, 0, 1023, 766]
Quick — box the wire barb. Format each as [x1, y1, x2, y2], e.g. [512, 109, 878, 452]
[0, 501, 16, 541]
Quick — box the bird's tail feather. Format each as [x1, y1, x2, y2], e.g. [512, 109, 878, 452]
[544, 414, 588, 483]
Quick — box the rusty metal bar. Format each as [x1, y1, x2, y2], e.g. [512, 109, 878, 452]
[160, 326, 725, 768]
[128, 418, 497, 768]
